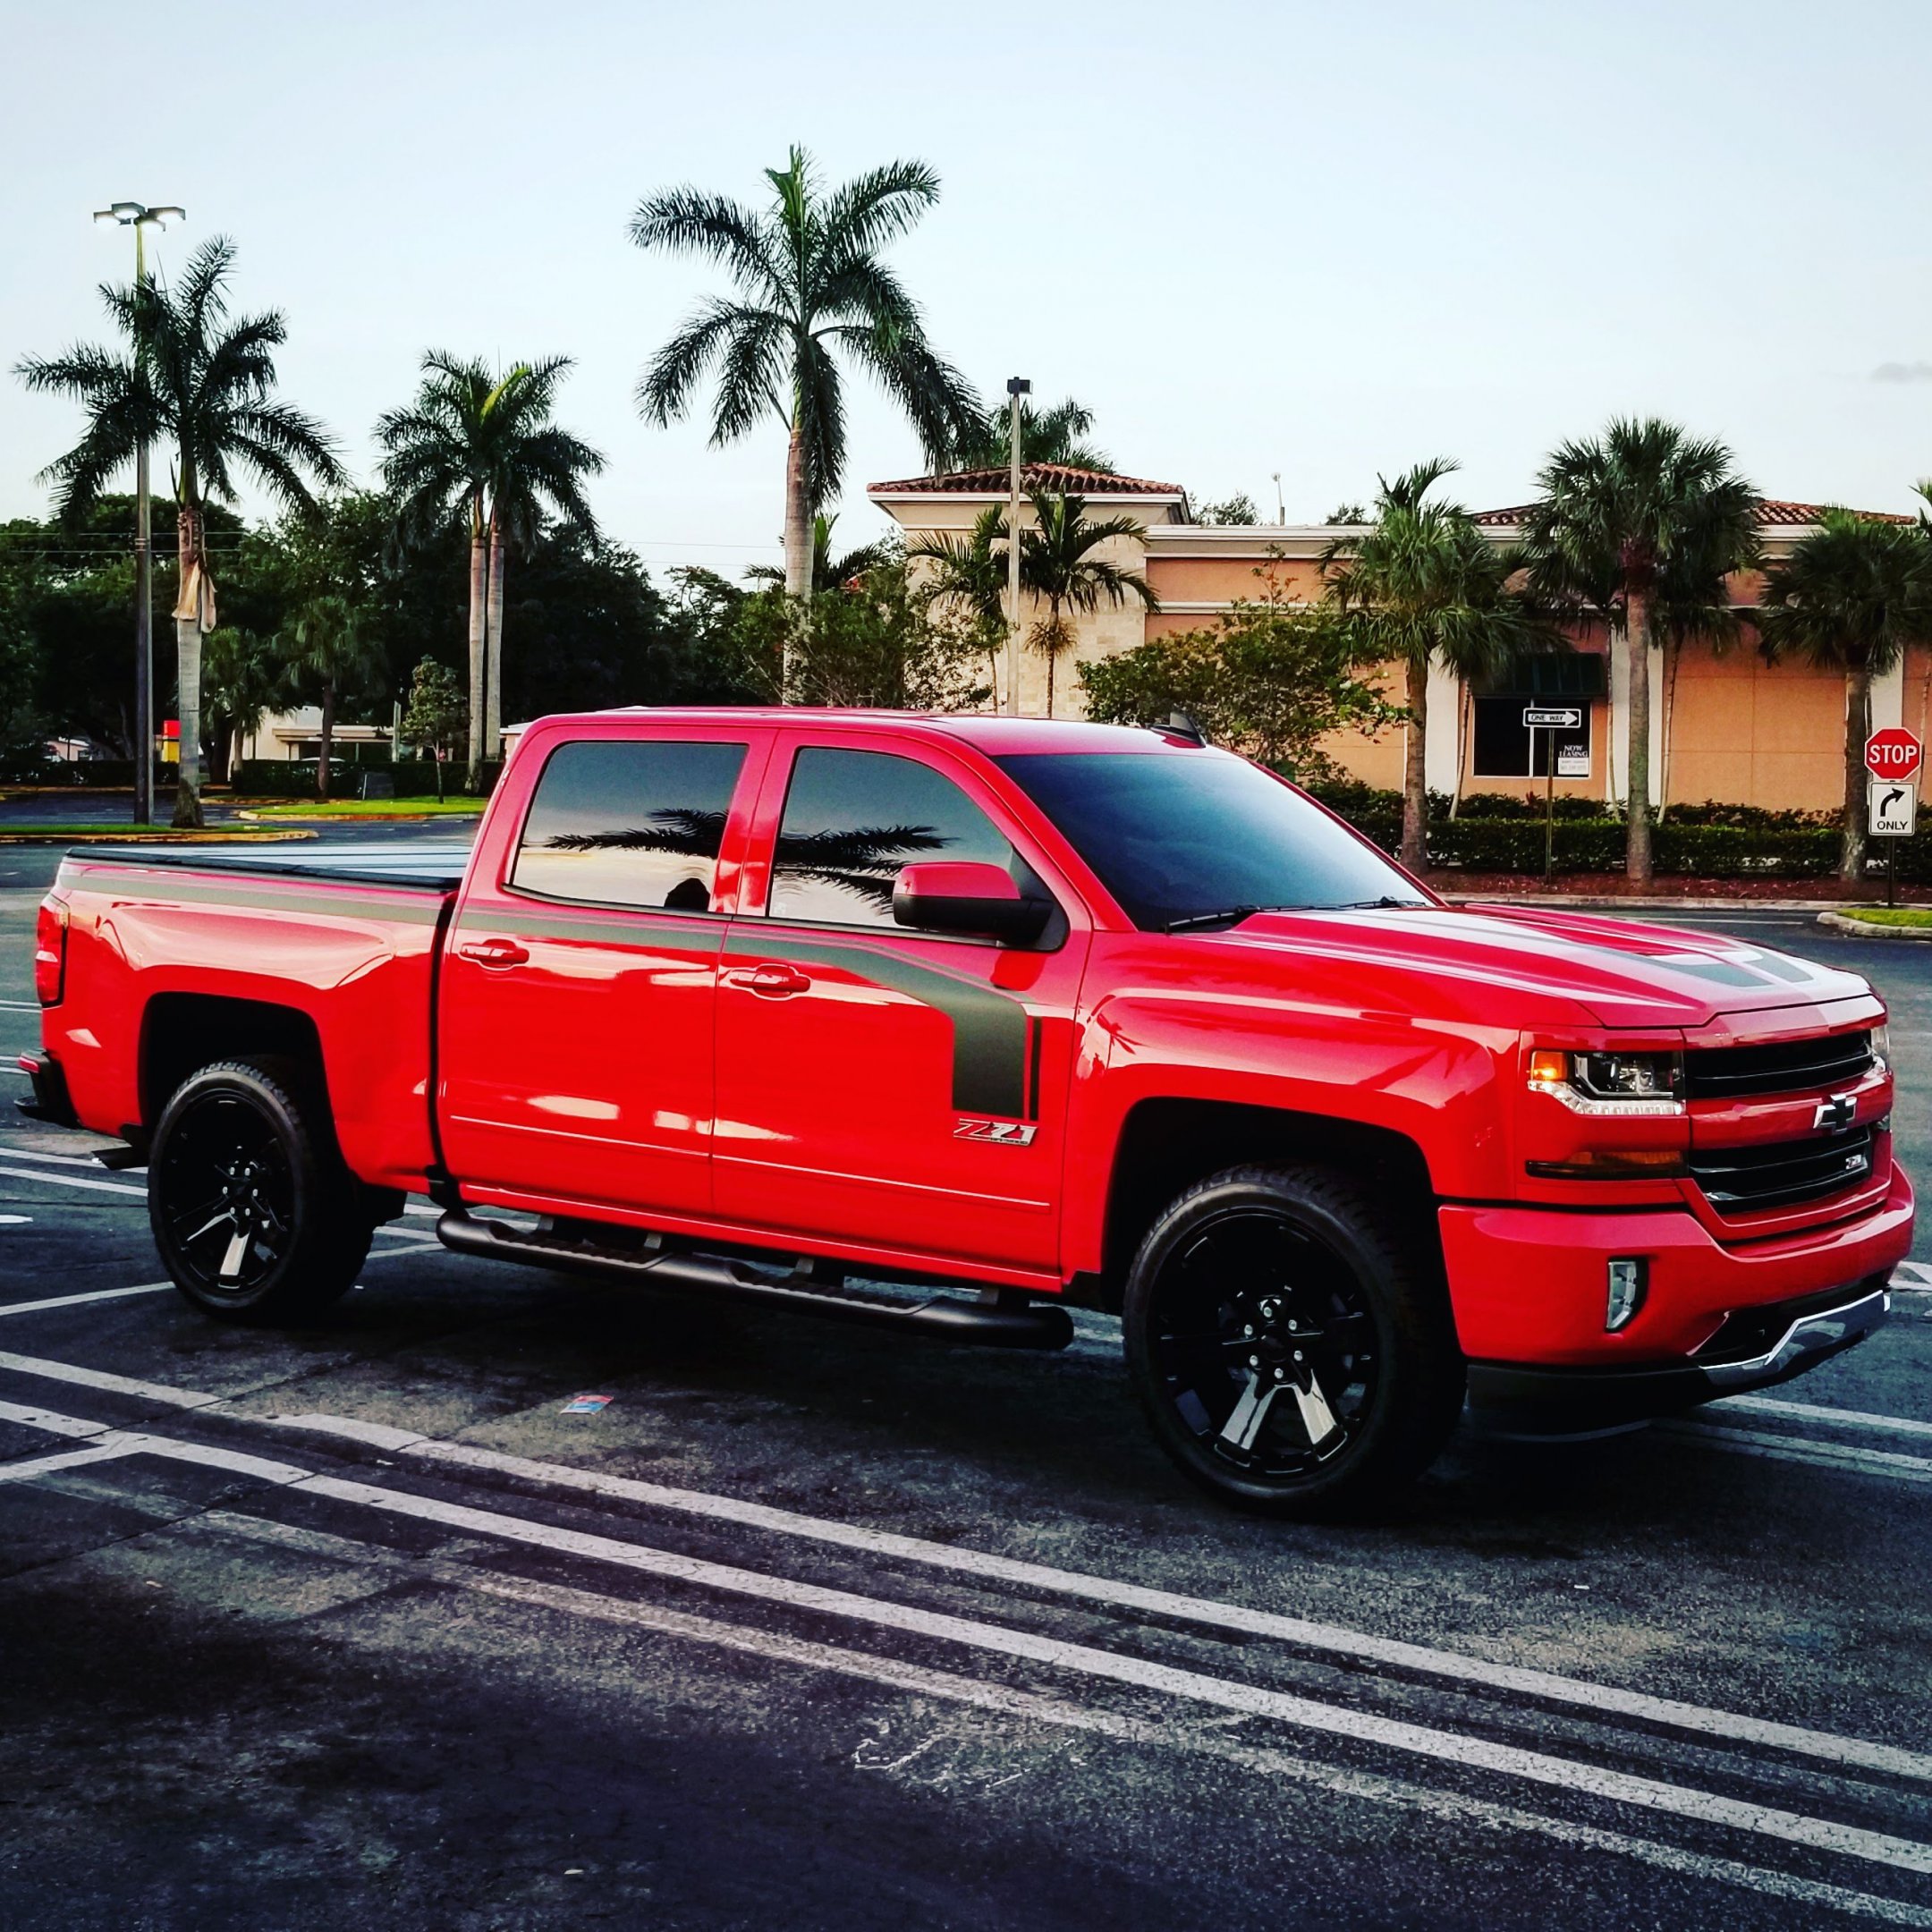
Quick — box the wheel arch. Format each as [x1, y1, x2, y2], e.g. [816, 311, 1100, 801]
[1095, 1097, 1439, 1312]
[140, 992, 329, 1132]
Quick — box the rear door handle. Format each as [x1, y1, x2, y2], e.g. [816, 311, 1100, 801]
[457, 938, 530, 969]
[726, 962, 812, 997]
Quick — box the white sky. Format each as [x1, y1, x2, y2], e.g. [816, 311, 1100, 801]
[4, 0, 1929, 578]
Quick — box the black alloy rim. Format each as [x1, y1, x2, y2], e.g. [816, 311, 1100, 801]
[1148, 1208, 1378, 1480]
[156, 1092, 295, 1297]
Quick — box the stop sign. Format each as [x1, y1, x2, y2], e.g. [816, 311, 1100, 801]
[1866, 727, 1923, 781]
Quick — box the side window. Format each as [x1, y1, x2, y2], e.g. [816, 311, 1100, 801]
[769, 747, 1016, 930]
[511, 739, 747, 911]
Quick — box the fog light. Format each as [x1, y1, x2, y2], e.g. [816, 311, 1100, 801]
[1606, 1258, 1646, 1332]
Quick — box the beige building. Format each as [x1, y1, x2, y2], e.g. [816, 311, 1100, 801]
[870, 464, 1922, 816]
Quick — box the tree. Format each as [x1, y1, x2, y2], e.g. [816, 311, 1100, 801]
[946, 395, 1110, 472]
[1197, 492, 1262, 526]
[199, 625, 287, 784]
[1019, 491, 1159, 716]
[1523, 419, 1758, 884]
[631, 145, 979, 609]
[744, 513, 893, 594]
[377, 353, 602, 787]
[1323, 460, 1558, 874]
[16, 236, 344, 824]
[1080, 570, 1398, 776]
[907, 504, 1009, 691]
[282, 594, 386, 800]
[400, 655, 467, 800]
[1757, 510, 1932, 880]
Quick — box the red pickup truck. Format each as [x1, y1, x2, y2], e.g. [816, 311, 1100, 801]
[22, 709, 1912, 1514]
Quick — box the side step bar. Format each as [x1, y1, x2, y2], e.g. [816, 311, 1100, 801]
[435, 1210, 1074, 1351]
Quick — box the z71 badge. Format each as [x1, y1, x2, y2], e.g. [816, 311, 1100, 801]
[954, 1117, 1038, 1147]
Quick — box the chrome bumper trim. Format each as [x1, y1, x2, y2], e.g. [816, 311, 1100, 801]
[1700, 1286, 1891, 1389]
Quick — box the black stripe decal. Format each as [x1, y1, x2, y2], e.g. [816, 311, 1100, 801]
[724, 929, 1030, 1120]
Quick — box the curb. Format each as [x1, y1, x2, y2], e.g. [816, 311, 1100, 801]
[0, 827, 319, 845]
[1817, 911, 1932, 942]
[234, 809, 481, 824]
[1445, 895, 1857, 913]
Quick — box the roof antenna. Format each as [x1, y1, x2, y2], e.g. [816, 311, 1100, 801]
[1163, 709, 1208, 746]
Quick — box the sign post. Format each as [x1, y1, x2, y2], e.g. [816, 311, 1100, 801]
[1865, 729, 1923, 910]
[1524, 707, 1583, 883]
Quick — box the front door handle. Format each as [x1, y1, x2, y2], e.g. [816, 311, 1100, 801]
[458, 937, 530, 969]
[726, 962, 812, 998]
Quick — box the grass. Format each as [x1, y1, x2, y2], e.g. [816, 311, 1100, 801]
[1835, 906, 1932, 928]
[242, 797, 487, 817]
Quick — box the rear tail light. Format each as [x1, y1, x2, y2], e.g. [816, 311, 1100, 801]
[34, 898, 67, 1005]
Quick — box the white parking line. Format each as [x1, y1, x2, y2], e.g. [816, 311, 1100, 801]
[1672, 1421, 1932, 1483]
[0, 1340, 1925, 1786]
[0, 1351, 222, 1408]
[0, 1165, 144, 1199]
[5, 1396, 1932, 1880]
[0, 1146, 128, 1170]
[0, 1439, 141, 1483]
[0, 1283, 173, 1318]
[191, 1510, 1932, 1930]
[1720, 1395, 1932, 1442]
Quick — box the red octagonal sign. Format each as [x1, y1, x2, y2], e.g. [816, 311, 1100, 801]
[1866, 728, 1924, 781]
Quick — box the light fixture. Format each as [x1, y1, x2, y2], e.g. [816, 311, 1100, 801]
[1606, 1258, 1646, 1332]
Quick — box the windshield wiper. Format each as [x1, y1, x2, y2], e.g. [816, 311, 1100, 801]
[1165, 904, 1284, 932]
[1320, 896, 1428, 911]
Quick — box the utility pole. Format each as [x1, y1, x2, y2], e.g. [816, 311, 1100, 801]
[94, 200, 183, 826]
[1004, 377, 1030, 716]
[1271, 471, 1284, 525]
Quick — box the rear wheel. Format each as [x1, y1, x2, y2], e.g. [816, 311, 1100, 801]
[148, 1057, 373, 1323]
[1123, 1164, 1464, 1518]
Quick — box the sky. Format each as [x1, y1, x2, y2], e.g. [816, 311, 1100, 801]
[4, 0, 1929, 580]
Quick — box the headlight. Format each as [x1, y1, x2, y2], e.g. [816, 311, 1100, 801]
[1527, 1047, 1685, 1116]
[1871, 1022, 1891, 1074]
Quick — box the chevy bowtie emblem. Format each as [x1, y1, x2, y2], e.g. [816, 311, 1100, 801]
[954, 1117, 1038, 1147]
[1814, 1092, 1857, 1132]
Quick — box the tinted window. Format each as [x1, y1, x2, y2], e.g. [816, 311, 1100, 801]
[993, 750, 1425, 931]
[512, 739, 747, 911]
[769, 747, 1016, 928]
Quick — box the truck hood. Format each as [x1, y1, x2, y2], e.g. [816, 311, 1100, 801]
[1211, 902, 1873, 1030]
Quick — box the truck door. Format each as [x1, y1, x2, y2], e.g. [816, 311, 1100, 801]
[438, 728, 764, 1216]
[712, 739, 1089, 1273]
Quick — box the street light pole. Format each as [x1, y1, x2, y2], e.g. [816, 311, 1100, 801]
[1004, 377, 1030, 716]
[94, 200, 183, 826]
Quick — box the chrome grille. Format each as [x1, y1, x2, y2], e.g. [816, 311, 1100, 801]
[1689, 1125, 1876, 1216]
[1684, 1030, 1873, 1100]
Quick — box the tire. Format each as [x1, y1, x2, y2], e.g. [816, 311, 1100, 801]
[1123, 1164, 1464, 1519]
[148, 1056, 373, 1324]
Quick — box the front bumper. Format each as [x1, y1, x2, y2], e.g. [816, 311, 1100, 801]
[1441, 1165, 1912, 1425]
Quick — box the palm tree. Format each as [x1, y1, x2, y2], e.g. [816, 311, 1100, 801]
[907, 504, 1009, 691]
[1323, 460, 1558, 875]
[377, 353, 602, 787]
[199, 625, 288, 785]
[1019, 491, 1159, 716]
[946, 395, 1110, 472]
[16, 236, 343, 825]
[1757, 511, 1932, 880]
[1523, 419, 1758, 884]
[744, 513, 893, 594]
[282, 594, 386, 801]
[631, 145, 979, 613]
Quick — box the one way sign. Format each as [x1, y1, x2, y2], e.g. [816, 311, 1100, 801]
[1869, 778, 1917, 836]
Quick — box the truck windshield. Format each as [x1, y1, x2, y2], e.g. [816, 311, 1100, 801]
[992, 750, 1429, 933]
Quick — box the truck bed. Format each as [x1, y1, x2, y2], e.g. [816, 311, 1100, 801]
[64, 841, 473, 893]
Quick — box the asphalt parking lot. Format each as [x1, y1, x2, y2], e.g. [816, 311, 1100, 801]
[4, 841, 1931, 1931]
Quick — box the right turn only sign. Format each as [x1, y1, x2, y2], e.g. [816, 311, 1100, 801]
[1870, 778, 1917, 837]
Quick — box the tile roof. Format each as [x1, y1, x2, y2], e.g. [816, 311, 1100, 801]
[1471, 499, 1914, 528]
[869, 462, 1186, 496]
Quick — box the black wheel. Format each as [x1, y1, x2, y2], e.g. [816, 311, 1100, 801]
[1123, 1164, 1464, 1518]
[148, 1057, 372, 1324]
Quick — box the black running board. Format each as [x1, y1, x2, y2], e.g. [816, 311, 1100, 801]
[435, 1210, 1074, 1350]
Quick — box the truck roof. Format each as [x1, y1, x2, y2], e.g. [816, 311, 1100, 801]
[515, 708, 1192, 757]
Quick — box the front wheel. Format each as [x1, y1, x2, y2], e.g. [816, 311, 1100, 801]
[148, 1057, 373, 1324]
[1123, 1165, 1464, 1518]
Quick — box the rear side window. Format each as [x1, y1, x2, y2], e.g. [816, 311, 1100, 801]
[768, 747, 1016, 928]
[511, 739, 747, 911]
